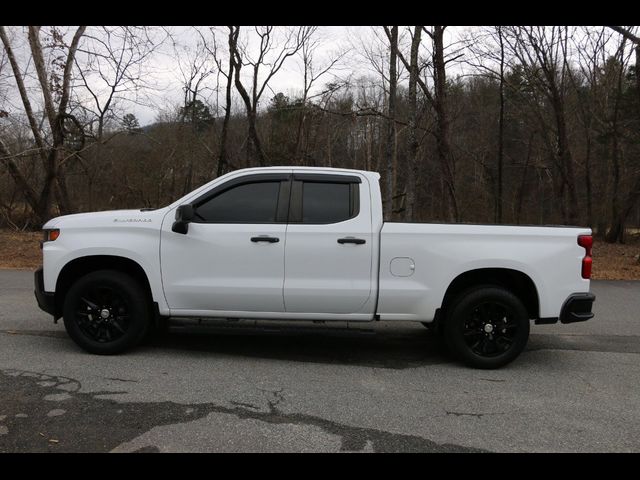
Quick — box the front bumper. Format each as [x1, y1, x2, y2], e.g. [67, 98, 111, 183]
[34, 267, 56, 317]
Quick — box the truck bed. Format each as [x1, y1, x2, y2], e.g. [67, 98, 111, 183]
[376, 222, 591, 321]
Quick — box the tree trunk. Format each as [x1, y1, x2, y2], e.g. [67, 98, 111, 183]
[496, 26, 505, 224]
[585, 136, 593, 227]
[405, 26, 422, 222]
[556, 102, 579, 225]
[515, 134, 534, 224]
[229, 26, 269, 167]
[432, 26, 458, 222]
[384, 26, 398, 220]
[0, 140, 42, 221]
[247, 109, 266, 167]
[605, 48, 626, 242]
[218, 29, 235, 177]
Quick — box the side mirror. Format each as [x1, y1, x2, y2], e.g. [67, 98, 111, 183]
[172, 204, 195, 234]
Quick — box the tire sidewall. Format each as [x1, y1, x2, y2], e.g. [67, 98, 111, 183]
[63, 270, 150, 354]
[444, 286, 530, 369]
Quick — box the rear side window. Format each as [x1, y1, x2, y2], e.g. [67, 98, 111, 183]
[196, 181, 281, 223]
[300, 182, 359, 224]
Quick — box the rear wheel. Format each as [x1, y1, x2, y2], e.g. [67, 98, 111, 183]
[62, 270, 150, 354]
[443, 286, 530, 369]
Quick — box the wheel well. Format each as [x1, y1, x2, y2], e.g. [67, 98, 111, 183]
[54, 255, 153, 318]
[441, 268, 539, 320]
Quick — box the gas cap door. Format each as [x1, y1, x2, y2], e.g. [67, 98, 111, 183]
[390, 257, 415, 277]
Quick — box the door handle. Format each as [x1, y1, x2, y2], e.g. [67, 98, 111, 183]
[337, 237, 366, 245]
[251, 236, 280, 243]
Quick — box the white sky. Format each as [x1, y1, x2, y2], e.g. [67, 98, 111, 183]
[0, 26, 491, 128]
[0, 26, 630, 128]
[132, 26, 470, 125]
[135, 26, 385, 124]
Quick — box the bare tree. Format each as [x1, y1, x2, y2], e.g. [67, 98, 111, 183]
[568, 27, 613, 228]
[217, 27, 235, 177]
[599, 26, 640, 242]
[405, 26, 422, 222]
[502, 26, 579, 225]
[74, 26, 160, 139]
[173, 32, 216, 123]
[425, 26, 459, 222]
[294, 27, 346, 164]
[607, 26, 640, 109]
[1, 25, 86, 223]
[228, 26, 314, 166]
[195, 26, 237, 177]
[391, 26, 459, 221]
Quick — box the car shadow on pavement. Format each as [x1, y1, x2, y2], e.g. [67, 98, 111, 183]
[141, 322, 453, 370]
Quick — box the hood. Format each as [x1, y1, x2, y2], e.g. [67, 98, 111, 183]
[43, 208, 166, 229]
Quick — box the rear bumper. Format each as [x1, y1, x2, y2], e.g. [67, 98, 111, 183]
[560, 292, 595, 324]
[536, 292, 595, 325]
[34, 267, 56, 317]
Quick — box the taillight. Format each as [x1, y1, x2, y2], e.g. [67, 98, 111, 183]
[578, 235, 592, 279]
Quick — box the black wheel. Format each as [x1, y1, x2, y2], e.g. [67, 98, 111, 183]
[443, 286, 530, 369]
[62, 270, 150, 354]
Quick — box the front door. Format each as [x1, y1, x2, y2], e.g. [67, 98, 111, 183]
[161, 174, 290, 314]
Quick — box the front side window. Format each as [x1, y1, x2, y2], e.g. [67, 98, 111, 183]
[196, 181, 281, 223]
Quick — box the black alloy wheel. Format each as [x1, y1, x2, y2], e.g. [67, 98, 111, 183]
[74, 285, 131, 343]
[462, 301, 519, 357]
[63, 270, 150, 354]
[444, 286, 530, 369]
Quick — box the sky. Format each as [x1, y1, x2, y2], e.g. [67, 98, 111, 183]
[0, 26, 479, 128]
[146, 26, 362, 123]
[0, 26, 628, 129]
[131, 26, 471, 125]
[129, 26, 390, 125]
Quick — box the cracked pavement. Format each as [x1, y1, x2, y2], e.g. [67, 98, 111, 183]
[1, 270, 639, 452]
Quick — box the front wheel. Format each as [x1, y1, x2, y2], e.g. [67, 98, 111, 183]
[62, 270, 150, 354]
[443, 286, 530, 369]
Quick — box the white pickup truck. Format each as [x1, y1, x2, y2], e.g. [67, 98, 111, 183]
[34, 166, 595, 368]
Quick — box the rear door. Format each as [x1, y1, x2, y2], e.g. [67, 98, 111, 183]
[283, 172, 374, 315]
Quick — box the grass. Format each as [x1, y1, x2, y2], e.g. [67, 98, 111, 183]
[591, 235, 640, 280]
[1, 228, 638, 280]
[0, 229, 42, 270]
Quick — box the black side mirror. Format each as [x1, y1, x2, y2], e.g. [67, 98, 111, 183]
[172, 204, 195, 234]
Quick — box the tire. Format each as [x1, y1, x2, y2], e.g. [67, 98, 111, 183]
[62, 270, 151, 354]
[443, 286, 530, 369]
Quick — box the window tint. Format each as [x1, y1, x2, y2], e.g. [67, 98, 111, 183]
[196, 181, 281, 223]
[302, 182, 355, 224]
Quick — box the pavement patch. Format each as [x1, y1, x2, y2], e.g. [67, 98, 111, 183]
[0, 368, 482, 453]
[46, 409, 66, 417]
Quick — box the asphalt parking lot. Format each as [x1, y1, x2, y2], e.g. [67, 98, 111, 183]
[1, 270, 639, 452]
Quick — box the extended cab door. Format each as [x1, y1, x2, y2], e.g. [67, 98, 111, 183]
[283, 172, 375, 315]
[160, 173, 290, 314]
